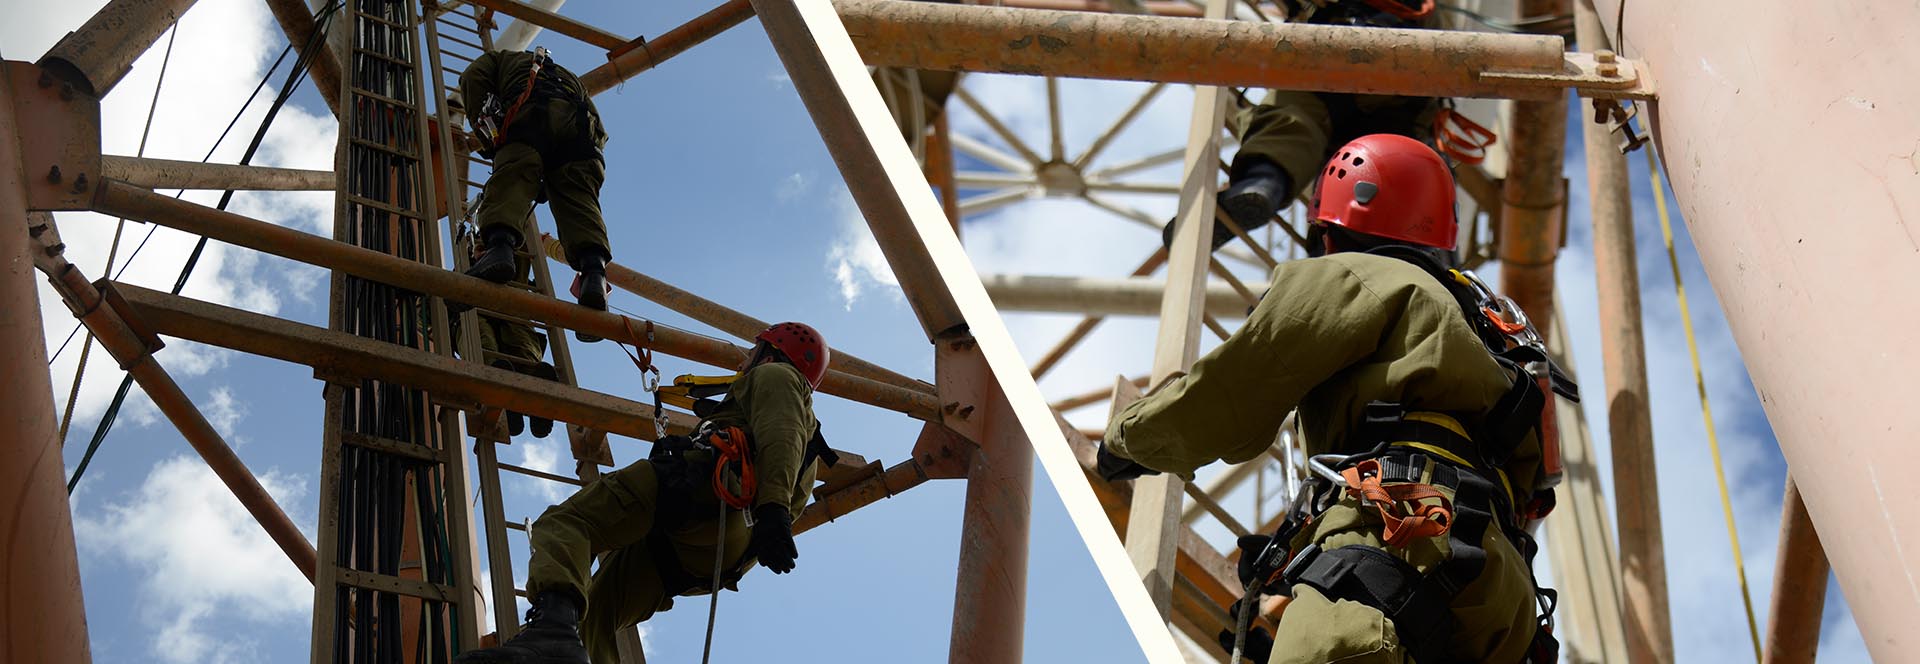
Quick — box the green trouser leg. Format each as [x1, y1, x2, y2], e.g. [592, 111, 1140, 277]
[479, 141, 543, 242]
[1268, 483, 1537, 664]
[475, 254, 547, 367]
[544, 156, 608, 267]
[527, 460, 755, 662]
[1234, 90, 1333, 202]
[580, 546, 670, 664]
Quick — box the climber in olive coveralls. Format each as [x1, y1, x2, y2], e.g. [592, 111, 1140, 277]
[1105, 136, 1555, 663]
[1173, 0, 1444, 253]
[460, 49, 613, 342]
[456, 323, 832, 664]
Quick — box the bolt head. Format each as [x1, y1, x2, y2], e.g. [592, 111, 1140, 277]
[1595, 49, 1617, 63]
[45, 165, 62, 183]
[1598, 63, 1620, 77]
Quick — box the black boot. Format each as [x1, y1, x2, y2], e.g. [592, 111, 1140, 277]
[1162, 157, 1293, 252]
[489, 360, 526, 437]
[528, 362, 559, 438]
[453, 591, 589, 664]
[467, 227, 522, 284]
[1217, 156, 1291, 244]
[570, 250, 608, 343]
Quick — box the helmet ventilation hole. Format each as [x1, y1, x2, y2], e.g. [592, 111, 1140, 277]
[1352, 157, 1365, 166]
[1337, 168, 1347, 178]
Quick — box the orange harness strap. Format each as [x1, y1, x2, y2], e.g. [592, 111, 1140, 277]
[1340, 459, 1455, 548]
[498, 56, 545, 136]
[1434, 108, 1498, 165]
[708, 425, 757, 510]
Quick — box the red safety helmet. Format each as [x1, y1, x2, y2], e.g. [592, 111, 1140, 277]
[1309, 134, 1458, 250]
[756, 322, 831, 389]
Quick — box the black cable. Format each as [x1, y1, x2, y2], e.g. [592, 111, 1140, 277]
[48, 41, 296, 366]
[66, 1, 343, 493]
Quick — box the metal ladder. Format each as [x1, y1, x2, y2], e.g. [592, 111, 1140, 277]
[311, 0, 485, 660]
[416, 0, 620, 649]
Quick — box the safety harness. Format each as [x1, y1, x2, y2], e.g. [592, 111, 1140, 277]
[472, 47, 599, 159]
[1232, 248, 1578, 664]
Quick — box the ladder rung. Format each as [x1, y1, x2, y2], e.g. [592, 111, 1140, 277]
[342, 431, 445, 463]
[435, 17, 483, 35]
[351, 46, 417, 70]
[347, 137, 424, 161]
[475, 309, 540, 329]
[498, 461, 584, 487]
[440, 50, 476, 64]
[503, 521, 528, 532]
[439, 33, 486, 52]
[440, 6, 479, 20]
[466, 155, 494, 167]
[335, 568, 458, 602]
[442, 65, 464, 77]
[347, 86, 421, 112]
[345, 193, 431, 221]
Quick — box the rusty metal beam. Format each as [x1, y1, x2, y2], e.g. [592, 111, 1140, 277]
[936, 340, 1032, 664]
[795, 455, 934, 533]
[985, 0, 1206, 17]
[1762, 477, 1828, 664]
[836, 0, 1653, 101]
[1571, 2, 1663, 660]
[111, 282, 700, 442]
[983, 273, 1251, 318]
[1052, 375, 1147, 412]
[38, 0, 198, 96]
[86, 179, 939, 419]
[579, 0, 755, 96]
[33, 246, 318, 583]
[465, 0, 630, 50]
[100, 155, 333, 191]
[264, 0, 343, 115]
[1, 76, 91, 662]
[537, 234, 930, 395]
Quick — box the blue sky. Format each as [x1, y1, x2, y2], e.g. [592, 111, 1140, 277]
[7, 0, 1877, 662]
[11, 0, 1140, 661]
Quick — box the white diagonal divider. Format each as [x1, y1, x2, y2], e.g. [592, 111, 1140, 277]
[749, 0, 1185, 660]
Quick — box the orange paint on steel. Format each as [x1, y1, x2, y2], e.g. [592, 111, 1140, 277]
[579, 0, 756, 95]
[89, 180, 940, 419]
[115, 283, 697, 442]
[1762, 478, 1829, 664]
[794, 458, 933, 533]
[35, 256, 320, 582]
[835, 0, 1568, 100]
[0, 81, 92, 664]
[945, 365, 1032, 664]
[1574, 2, 1665, 660]
[1494, 100, 1567, 342]
[264, 0, 343, 114]
[38, 0, 201, 96]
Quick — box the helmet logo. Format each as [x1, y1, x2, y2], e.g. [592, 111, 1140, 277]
[1354, 181, 1379, 204]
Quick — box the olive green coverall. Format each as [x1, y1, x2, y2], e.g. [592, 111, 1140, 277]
[459, 51, 611, 269]
[523, 362, 821, 664]
[1104, 253, 1543, 664]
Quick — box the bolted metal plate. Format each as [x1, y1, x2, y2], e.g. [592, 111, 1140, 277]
[4, 61, 102, 211]
[1480, 51, 1658, 101]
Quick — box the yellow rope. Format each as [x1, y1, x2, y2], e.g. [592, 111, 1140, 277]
[1646, 142, 1763, 662]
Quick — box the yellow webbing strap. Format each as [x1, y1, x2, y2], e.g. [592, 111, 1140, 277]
[1392, 412, 1516, 507]
[1649, 140, 1763, 662]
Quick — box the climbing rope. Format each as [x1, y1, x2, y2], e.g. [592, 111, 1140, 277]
[1647, 140, 1763, 662]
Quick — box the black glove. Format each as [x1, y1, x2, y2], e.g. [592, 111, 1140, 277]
[1095, 443, 1161, 482]
[750, 503, 798, 575]
[1215, 616, 1275, 664]
[1235, 534, 1281, 588]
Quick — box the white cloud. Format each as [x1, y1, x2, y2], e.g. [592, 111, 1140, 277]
[825, 193, 901, 310]
[514, 436, 571, 504]
[204, 386, 247, 443]
[20, 0, 338, 437]
[73, 456, 311, 664]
